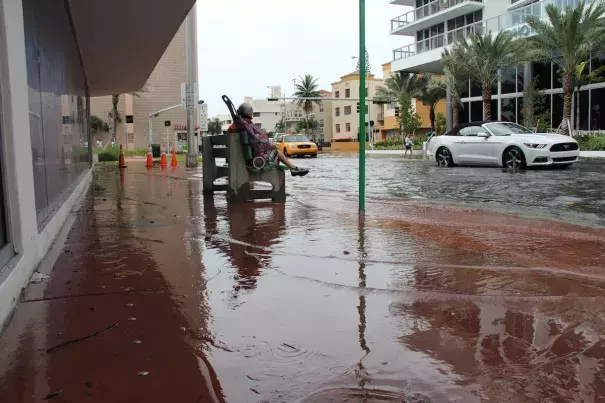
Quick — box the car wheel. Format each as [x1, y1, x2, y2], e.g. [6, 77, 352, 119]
[503, 146, 526, 169]
[311, 154, 318, 158]
[436, 147, 454, 167]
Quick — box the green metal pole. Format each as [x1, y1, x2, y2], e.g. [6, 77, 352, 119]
[358, 0, 366, 215]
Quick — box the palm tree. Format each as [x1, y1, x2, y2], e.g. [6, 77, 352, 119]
[375, 72, 424, 102]
[527, 0, 605, 135]
[109, 85, 148, 141]
[446, 31, 526, 121]
[438, 49, 470, 127]
[418, 73, 446, 133]
[293, 75, 322, 137]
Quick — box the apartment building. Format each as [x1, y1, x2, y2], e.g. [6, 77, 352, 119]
[90, 17, 198, 151]
[331, 73, 385, 141]
[389, 0, 605, 132]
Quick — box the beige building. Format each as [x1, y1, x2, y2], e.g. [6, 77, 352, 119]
[331, 73, 384, 141]
[90, 16, 198, 151]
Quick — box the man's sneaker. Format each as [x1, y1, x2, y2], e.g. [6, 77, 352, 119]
[290, 167, 309, 177]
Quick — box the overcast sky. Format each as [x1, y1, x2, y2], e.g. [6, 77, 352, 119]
[196, 0, 412, 116]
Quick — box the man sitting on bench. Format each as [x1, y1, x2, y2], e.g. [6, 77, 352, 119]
[228, 103, 309, 177]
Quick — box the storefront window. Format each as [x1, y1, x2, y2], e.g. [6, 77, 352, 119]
[577, 90, 589, 131]
[552, 93, 564, 129]
[532, 60, 551, 90]
[501, 98, 516, 123]
[459, 102, 469, 124]
[470, 101, 483, 121]
[591, 87, 605, 131]
[517, 97, 524, 126]
[501, 68, 517, 94]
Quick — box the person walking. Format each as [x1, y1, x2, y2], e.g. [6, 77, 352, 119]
[404, 135, 413, 156]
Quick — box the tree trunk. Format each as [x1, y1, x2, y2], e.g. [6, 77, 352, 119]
[111, 94, 119, 142]
[482, 86, 492, 121]
[429, 106, 436, 133]
[563, 72, 573, 136]
[452, 103, 460, 128]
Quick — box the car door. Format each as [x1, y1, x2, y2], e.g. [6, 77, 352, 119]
[458, 126, 495, 165]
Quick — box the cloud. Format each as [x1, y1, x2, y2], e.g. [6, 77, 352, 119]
[196, 0, 412, 116]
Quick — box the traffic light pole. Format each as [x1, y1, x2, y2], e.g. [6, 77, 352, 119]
[358, 0, 366, 216]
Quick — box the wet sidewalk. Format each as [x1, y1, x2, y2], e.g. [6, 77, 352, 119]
[1, 160, 605, 402]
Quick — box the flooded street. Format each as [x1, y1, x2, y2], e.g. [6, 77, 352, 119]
[1, 155, 605, 402]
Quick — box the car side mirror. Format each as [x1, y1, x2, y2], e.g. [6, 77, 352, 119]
[477, 132, 490, 138]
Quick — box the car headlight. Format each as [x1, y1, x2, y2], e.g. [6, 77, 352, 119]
[524, 143, 548, 149]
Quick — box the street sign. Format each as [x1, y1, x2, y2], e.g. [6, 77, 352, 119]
[198, 102, 209, 132]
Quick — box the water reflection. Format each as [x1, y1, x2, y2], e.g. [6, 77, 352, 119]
[203, 197, 285, 298]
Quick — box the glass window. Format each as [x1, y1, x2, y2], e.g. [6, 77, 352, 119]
[253, 112, 260, 117]
[532, 60, 551, 90]
[461, 80, 469, 99]
[459, 102, 469, 124]
[517, 97, 524, 126]
[459, 126, 483, 136]
[345, 89, 350, 98]
[576, 90, 589, 131]
[0, 95, 9, 263]
[552, 93, 564, 128]
[346, 122, 351, 132]
[470, 101, 483, 121]
[591, 51, 605, 74]
[501, 98, 516, 122]
[471, 81, 482, 97]
[491, 99, 498, 120]
[284, 135, 309, 142]
[335, 91, 340, 98]
[591, 87, 605, 131]
[501, 68, 516, 94]
[517, 66, 525, 93]
[344, 106, 352, 115]
[484, 122, 532, 136]
[552, 60, 563, 89]
[336, 124, 340, 133]
[335, 107, 340, 116]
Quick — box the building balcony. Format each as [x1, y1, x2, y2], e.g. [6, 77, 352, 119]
[389, 0, 415, 6]
[391, 0, 590, 72]
[390, 0, 484, 36]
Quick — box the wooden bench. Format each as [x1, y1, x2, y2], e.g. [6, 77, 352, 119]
[202, 133, 286, 203]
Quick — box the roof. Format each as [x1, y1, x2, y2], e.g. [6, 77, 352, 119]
[69, 0, 196, 96]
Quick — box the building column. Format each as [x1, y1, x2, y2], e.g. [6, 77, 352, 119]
[523, 62, 532, 92]
[0, 0, 38, 253]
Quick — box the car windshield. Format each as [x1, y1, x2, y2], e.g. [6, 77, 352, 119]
[284, 135, 309, 142]
[484, 122, 532, 136]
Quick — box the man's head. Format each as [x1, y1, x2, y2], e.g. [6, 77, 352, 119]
[237, 103, 254, 120]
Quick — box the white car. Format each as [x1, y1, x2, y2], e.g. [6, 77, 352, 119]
[425, 121, 580, 168]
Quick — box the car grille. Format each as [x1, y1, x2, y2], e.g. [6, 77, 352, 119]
[550, 143, 578, 152]
[298, 145, 311, 149]
[552, 156, 577, 162]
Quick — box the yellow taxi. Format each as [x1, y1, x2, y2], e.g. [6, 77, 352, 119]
[274, 134, 318, 158]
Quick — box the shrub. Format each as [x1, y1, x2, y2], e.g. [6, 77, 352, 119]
[575, 134, 605, 151]
[97, 146, 119, 162]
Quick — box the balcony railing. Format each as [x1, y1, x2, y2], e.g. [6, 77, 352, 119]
[390, 0, 483, 32]
[392, 0, 594, 61]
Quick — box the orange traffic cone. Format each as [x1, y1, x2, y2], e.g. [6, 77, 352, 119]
[160, 144, 167, 167]
[170, 147, 178, 167]
[145, 145, 153, 168]
[118, 144, 127, 169]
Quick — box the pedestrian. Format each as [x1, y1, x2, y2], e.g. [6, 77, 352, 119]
[404, 135, 413, 156]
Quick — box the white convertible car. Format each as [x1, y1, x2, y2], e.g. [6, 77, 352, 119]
[425, 121, 580, 169]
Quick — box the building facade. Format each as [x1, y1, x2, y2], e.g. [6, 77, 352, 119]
[0, 0, 195, 327]
[331, 73, 385, 141]
[389, 0, 605, 132]
[90, 18, 198, 151]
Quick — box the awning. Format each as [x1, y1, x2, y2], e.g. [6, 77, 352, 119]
[68, 0, 196, 96]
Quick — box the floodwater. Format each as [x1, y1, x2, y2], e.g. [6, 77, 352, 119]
[1, 155, 605, 402]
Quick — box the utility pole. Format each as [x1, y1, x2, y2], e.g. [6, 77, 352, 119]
[185, 5, 197, 167]
[358, 0, 366, 216]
